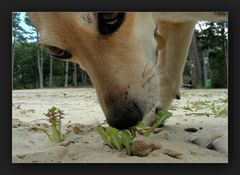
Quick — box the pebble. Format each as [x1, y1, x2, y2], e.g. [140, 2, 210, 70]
[153, 128, 163, 134]
[12, 119, 21, 128]
[162, 149, 183, 159]
[184, 127, 198, 132]
[60, 142, 70, 146]
[132, 136, 161, 157]
[17, 154, 26, 159]
[73, 126, 84, 135]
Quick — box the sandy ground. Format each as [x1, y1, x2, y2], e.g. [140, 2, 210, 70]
[12, 88, 228, 163]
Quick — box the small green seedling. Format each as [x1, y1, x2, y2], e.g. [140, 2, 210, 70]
[182, 100, 194, 112]
[208, 102, 228, 117]
[142, 110, 172, 137]
[40, 107, 69, 142]
[96, 110, 172, 155]
[96, 126, 133, 155]
[169, 104, 177, 111]
[118, 130, 133, 155]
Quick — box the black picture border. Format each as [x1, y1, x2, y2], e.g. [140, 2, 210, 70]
[1, 0, 239, 175]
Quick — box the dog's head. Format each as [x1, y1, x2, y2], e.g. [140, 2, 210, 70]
[29, 12, 161, 129]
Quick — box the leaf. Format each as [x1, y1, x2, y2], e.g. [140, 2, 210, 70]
[96, 126, 114, 148]
[144, 110, 172, 137]
[96, 126, 134, 154]
[135, 121, 146, 129]
[105, 127, 122, 151]
[96, 110, 172, 156]
[128, 127, 137, 138]
[119, 131, 133, 155]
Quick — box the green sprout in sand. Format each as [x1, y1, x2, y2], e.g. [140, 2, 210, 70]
[96, 110, 172, 156]
[40, 107, 69, 142]
[141, 110, 172, 137]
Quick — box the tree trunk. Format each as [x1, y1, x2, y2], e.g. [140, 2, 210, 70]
[64, 61, 69, 87]
[203, 49, 209, 87]
[37, 32, 44, 88]
[37, 47, 44, 88]
[73, 63, 77, 86]
[83, 71, 87, 85]
[80, 69, 84, 85]
[190, 33, 203, 88]
[49, 56, 53, 87]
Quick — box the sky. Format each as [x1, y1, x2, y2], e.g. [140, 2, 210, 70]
[19, 12, 37, 42]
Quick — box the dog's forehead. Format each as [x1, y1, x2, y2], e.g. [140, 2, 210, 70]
[29, 12, 96, 32]
[71, 12, 96, 29]
[28, 12, 155, 50]
[29, 12, 98, 48]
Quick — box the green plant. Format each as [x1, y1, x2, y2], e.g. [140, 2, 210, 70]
[183, 100, 212, 114]
[96, 126, 133, 155]
[191, 100, 207, 111]
[141, 110, 172, 137]
[96, 110, 172, 156]
[208, 103, 228, 117]
[169, 104, 177, 110]
[182, 100, 194, 112]
[39, 107, 69, 142]
[219, 98, 228, 104]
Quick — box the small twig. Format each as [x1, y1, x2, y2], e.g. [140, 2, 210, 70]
[185, 112, 211, 117]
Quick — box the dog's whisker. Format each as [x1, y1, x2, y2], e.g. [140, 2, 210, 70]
[143, 71, 157, 88]
[143, 66, 165, 88]
[143, 51, 158, 78]
[149, 59, 158, 73]
[143, 59, 152, 77]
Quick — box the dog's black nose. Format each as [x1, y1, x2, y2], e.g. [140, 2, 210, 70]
[106, 102, 143, 129]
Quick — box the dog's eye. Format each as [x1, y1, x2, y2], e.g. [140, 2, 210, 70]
[46, 46, 72, 59]
[101, 13, 120, 23]
[97, 12, 125, 35]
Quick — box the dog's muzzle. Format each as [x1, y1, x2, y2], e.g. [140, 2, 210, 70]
[106, 102, 143, 129]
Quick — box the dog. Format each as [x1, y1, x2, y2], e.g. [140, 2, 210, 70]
[29, 12, 228, 153]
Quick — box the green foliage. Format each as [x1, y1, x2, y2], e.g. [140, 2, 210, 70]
[196, 22, 228, 88]
[181, 97, 228, 117]
[96, 110, 172, 155]
[13, 42, 38, 89]
[118, 130, 133, 155]
[197, 22, 228, 50]
[40, 107, 69, 142]
[96, 126, 133, 155]
[182, 100, 194, 112]
[169, 104, 177, 111]
[183, 22, 228, 88]
[208, 102, 228, 117]
[143, 110, 172, 137]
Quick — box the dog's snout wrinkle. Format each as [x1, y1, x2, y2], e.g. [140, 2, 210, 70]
[107, 102, 143, 129]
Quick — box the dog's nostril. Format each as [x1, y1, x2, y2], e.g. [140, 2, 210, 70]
[107, 102, 143, 129]
[176, 94, 181, 100]
[155, 106, 162, 114]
